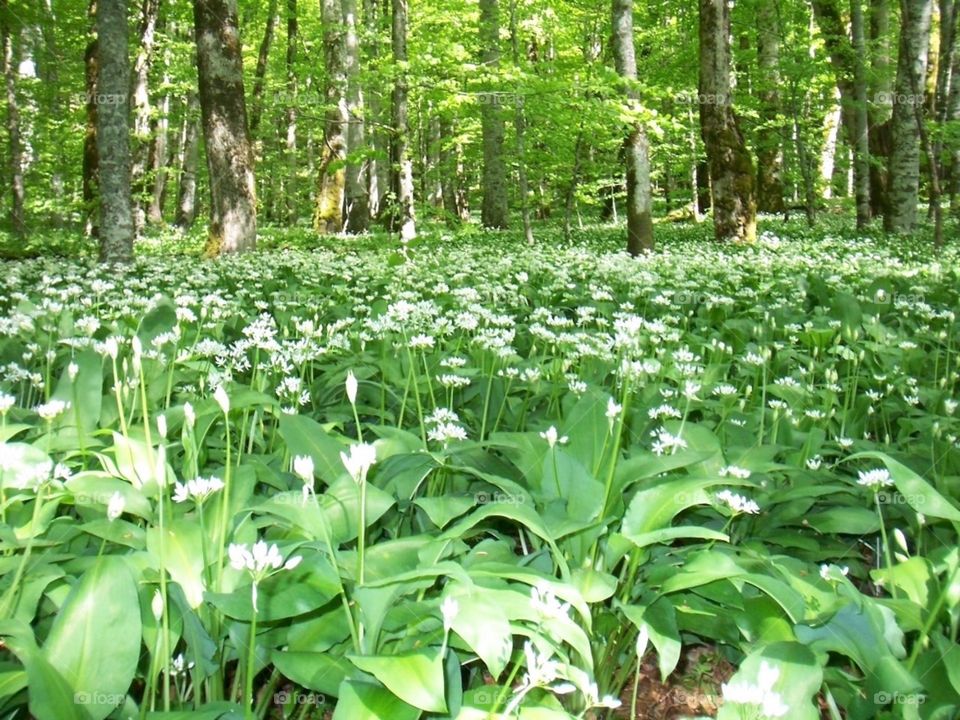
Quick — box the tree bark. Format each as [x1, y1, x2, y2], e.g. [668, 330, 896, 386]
[755, 0, 785, 213]
[820, 89, 842, 197]
[130, 0, 160, 233]
[698, 0, 757, 242]
[390, 0, 416, 240]
[363, 0, 388, 218]
[193, 0, 257, 254]
[478, 0, 509, 228]
[83, 19, 99, 238]
[313, 0, 347, 233]
[284, 0, 298, 223]
[612, 0, 653, 253]
[1, 0, 25, 237]
[249, 0, 278, 134]
[96, 0, 135, 262]
[851, 0, 872, 226]
[343, 0, 369, 232]
[886, 0, 933, 232]
[509, 0, 533, 243]
[175, 93, 201, 228]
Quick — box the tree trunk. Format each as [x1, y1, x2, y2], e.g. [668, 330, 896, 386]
[148, 47, 173, 225]
[193, 0, 257, 254]
[313, 0, 346, 233]
[96, 0, 134, 262]
[175, 93, 201, 228]
[886, 0, 933, 232]
[612, 0, 653, 253]
[390, 0, 416, 240]
[1, 0, 25, 237]
[83, 23, 99, 238]
[509, 0, 533, 243]
[851, 0, 872, 226]
[755, 0, 785, 213]
[130, 0, 160, 233]
[285, 0, 298, 223]
[249, 0, 278, 134]
[363, 0, 388, 218]
[343, 0, 369, 232]
[478, 0, 509, 228]
[820, 89, 842, 197]
[699, 0, 757, 242]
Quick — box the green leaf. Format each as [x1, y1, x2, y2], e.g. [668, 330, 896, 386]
[622, 476, 733, 546]
[621, 597, 682, 680]
[207, 557, 339, 621]
[272, 651, 351, 696]
[716, 642, 823, 720]
[331, 678, 422, 720]
[348, 648, 447, 713]
[846, 452, 960, 521]
[278, 414, 350, 485]
[41, 557, 141, 720]
[147, 520, 205, 608]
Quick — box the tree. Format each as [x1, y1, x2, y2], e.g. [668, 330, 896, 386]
[193, 0, 257, 254]
[343, 0, 369, 232]
[698, 0, 757, 242]
[611, 0, 653, 253]
[755, 0, 785, 214]
[313, 0, 346, 233]
[850, 0, 871, 227]
[885, 0, 932, 232]
[1, 0, 25, 237]
[478, 0, 509, 229]
[390, 0, 415, 240]
[96, 0, 134, 262]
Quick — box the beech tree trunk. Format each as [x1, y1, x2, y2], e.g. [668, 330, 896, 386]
[390, 0, 416, 240]
[130, 0, 160, 233]
[96, 0, 134, 262]
[851, 0, 872, 226]
[175, 94, 200, 228]
[612, 0, 653, 253]
[313, 0, 346, 233]
[285, 0, 298, 222]
[83, 18, 99, 238]
[755, 1, 785, 213]
[249, 0, 278, 134]
[886, 0, 933, 232]
[193, 0, 257, 254]
[1, 0, 25, 237]
[479, 0, 509, 228]
[343, 0, 369, 232]
[698, 0, 757, 242]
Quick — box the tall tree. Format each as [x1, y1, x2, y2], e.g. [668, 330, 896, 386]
[698, 0, 757, 242]
[313, 0, 346, 233]
[390, 0, 415, 240]
[1, 0, 25, 236]
[342, 0, 369, 232]
[175, 93, 200, 228]
[509, 0, 533, 243]
[284, 0, 297, 222]
[96, 0, 134, 262]
[130, 0, 160, 232]
[885, 0, 933, 232]
[478, 0, 509, 228]
[248, 0, 278, 134]
[611, 0, 653, 253]
[851, 0, 872, 227]
[193, 0, 257, 254]
[755, 0, 785, 213]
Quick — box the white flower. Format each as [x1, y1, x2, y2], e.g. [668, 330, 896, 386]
[67, 362, 79, 381]
[183, 401, 196, 429]
[107, 491, 125, 521]
[719, 465, 752, 479]
[530, 582, 571, 620]
[0, 393, 14, 414]
[340, 443, 377, 483]
[722, 660, 789, 718]
[104, 336, 120, 360]
[606, 397, 623, 421]
[170, 653, 195, 676]
[650, 427, 687, 456]
[539, 426, 568, 449]
[293, 455, 315, 483]
[151, 589, 164, 621]
[35, 399, 70, 421]
[441, 596, 459, 632]
[716, 489, 760, 515]
[156, 414, 167, 439]
[636, 623, 650, 658]
[173, 476, 225, 504]
[945, 398, 957, 416]
[213, 385, 230, 414]
[857, 468, 893, 489]
[345, 370, 358, 405]
[805, 455, 823, 470]
[228, 539, 301, 580]
[819, 564, 849, 581]
[428, 422, 468, 444]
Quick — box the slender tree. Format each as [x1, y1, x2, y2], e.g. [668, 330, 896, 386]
[851, 0, 872, 227]
[193, 0, 257, 254]
[313, 0, 346, 233]
[1, 0, 25, 237]
[698, 0, 757, 242]
[390, 0, 415, 240]
[96, 0, 134, 262]
[130, 0, 160, 232]
[249, 0, 278, 134]
[478, 0, 509, 228]
[885, 0, 932, 232]
[611, 0, 653, 253]
[175, 93, 200, 228]
[755, 0, 785, 213]
[343, 0, 369, 232]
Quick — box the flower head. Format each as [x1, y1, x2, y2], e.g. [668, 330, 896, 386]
[340, 443, 377, 483]
[213, 385, 230, 414]
[107, 491, 125, 521]
[539, 426, 568, 449]
[857, 468, 893, 489]
[345, 370, 358, 405]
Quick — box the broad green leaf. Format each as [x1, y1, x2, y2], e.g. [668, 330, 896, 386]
[716, 642, 823, 720]
[272, 651, 351, 696]
[41, 557, 141, 720]
[846, 452, 960, 521]
[147, 520, 206, 608]
[278, 414, 350, 486]
[348, 648, 446, 712]
[621, 597, 682, 680]
[331, 678, 421, 720]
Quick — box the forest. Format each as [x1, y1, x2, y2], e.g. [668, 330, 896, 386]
[0, 0, 959, 719]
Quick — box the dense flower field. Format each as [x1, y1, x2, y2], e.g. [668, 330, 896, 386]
[0, 228, 958, 720]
